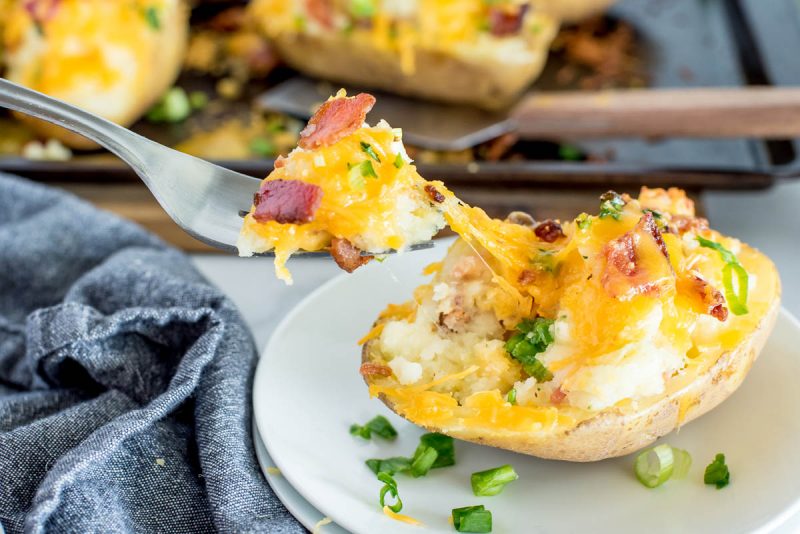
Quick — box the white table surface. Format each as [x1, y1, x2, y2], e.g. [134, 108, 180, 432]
[191, 181, 800, 532]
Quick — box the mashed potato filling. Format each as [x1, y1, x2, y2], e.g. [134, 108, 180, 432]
[366, 189, 779, 436]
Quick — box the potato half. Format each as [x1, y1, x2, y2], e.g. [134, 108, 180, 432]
[361, 189, 781, 461]
[2, 0, 189, 148]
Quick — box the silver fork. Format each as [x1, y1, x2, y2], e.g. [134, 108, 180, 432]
[0, 78, 433, 256]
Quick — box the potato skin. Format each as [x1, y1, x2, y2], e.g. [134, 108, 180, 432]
[362, 261, 780, 462]
[5, 1, 189, 149]
[269, 30, 555, 110]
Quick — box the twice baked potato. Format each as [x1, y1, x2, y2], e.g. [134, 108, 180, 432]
[2, 0, 189, 148]
[238, 90, 447, 283]
[361, 188, 780, 461]
[247, 0, 560, 109]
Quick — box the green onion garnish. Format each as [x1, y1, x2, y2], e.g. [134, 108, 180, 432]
[377, 472, 403, 513]
[360, 141, 381, 163]
[506, 388, 516, 405]
[598, 191, 625, 221]
[419, 433, 455, 469]
[704, 453, 730, 489]
[393, 152, 405, 168]
[471, 465, 519, 496]
[189, 91, 208, 110]
[360, 159, 378, 178]
[505, 317, 554, 382]
[347, 162, 366, 190]
[350, 0, 377, 18]
[349, 415, 397, 441]
[635, 444, 675, 488]
[452, 505, 492, 533]
[146, 87, 191, 123]
[144, 6, 160, 30]
[697, 236, 749, 315]
[409, 445, 438, 478]
[576, 213, 592, 230]
[558, 143, 583, 161]
[671, 447, 693, 479]
[365, 457, 411, 475]
[249, 138, 276, 158]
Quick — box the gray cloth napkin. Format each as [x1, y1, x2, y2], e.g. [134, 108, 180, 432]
[0, 174, 305, 534]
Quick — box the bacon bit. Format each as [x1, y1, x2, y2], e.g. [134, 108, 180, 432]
[506, 211, 536, 227]
[424, 185, 445, 203]
[359, 362, 392, 377]
[299, 93, 376, 149]
[330, 237, 373, 273]
[669, 215, 709, 235]
[639, 212, 669, 258]
[488, 5, 529, 37]
[518, 270, 536, 285]
[304, 0, 334, 29]
[273, 155, 288, 169]
[253, 179, 323, 224]
[534, 220, 565, 243]
[24, 0, 61, 23]
[550, 387, 567, 405]
[688, 273, 729, 322]
[601, 213, 673, 300]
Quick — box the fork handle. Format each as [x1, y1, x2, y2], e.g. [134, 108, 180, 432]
[0, 78, 151, 167]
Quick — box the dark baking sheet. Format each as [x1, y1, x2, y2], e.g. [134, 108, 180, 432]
[1, 0, 798, 188]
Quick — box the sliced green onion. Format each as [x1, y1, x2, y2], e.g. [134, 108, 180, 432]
[671, 448, 693, 479]
[704, 453, 730, 489]
[635, 444, 675, 488]
[598, 191, 625, 220]
[697, 236, 749, 316]
[350, 0, 377, 18]
[189, 91, 209, 110]
[360, 159, 378, 179]
[506, 388, 517, 405]
[349, 423, 371, 440]
[471, 465, 519, 496]
[505, 317, 555, 383]
[576, 213, 592, 230]
[409, 445, 438, 478]
[146, 87, 191, 123]
[419, 433, 455, 468]
[393, 153, 405, 168]
[249, 137, 276, 158]
[347, 162, 366, 190]
[377, 472, 403, 512]
[366, 415, 398, 440]
[360, 141, 381, 163]
[365, 457, 411, 475]
[452, 505, 492, 533]
[723, 262, 749, 315]
[144, 6, 160, 30]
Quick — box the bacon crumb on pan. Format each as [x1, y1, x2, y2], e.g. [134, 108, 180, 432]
[299, 93, 376, 149]
[360, 362, 392, 377]
[330, 237, 373, 273]
[534, 220, 565, 243]
[424, 185, 445, 203]
[488, 5, 529, 37]
[253, 179, 323, 224]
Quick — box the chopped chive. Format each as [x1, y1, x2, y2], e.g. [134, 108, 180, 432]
[471, 465, 519, 496]
[393, 153, 405, 168]
[365, 457, 411, 475]
[419, 433, 455, 469]
[598, 191, 626, 220]
[506, 388, 517, 405]
[409, 445, 438, 478]
[377, 472, 403, 512]
[452, 505, 492, 533]
[350, 415, 397, 440]
[360, 159, 378, 179]
[144, 6, 160, 30]
[360, 141, 381, 163]
[704, 453, 730, 489]
[505, 317, 554, 383]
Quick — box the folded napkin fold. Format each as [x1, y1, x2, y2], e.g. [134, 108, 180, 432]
[0, 175, 304, 533]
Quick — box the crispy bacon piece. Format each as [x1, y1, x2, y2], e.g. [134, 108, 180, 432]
[24, 0, 61, 23]
[686, 272, 729, 322]
[488, 5, 529, 37]
[534, 220, 565, 243]
[669, 214, 709, 235]
[273, 155, 288, 169]
[550, 387, 567, 405]
[252, 179, 323, 224]
[424, 185, 445, 203]
[298, 93, 376, 149]
[330, 237, 373, 273]
[518, 269, 536, 285]
[438, 295, 470, 333]
[304, 0, 334, 29]
[601, 212, 674, 300]
[360, 362, 392, 377]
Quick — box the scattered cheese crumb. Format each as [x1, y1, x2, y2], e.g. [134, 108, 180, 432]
[266, 467, 282, 476]
[383, 506, 423, 526]
[312, 517, 333, 533]
[155, 458, 166, 467]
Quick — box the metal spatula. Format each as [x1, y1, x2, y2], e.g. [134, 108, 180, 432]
[259, 77, 800, 151]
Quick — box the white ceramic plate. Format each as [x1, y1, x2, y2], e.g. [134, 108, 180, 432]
[253, 247, 800, 534]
